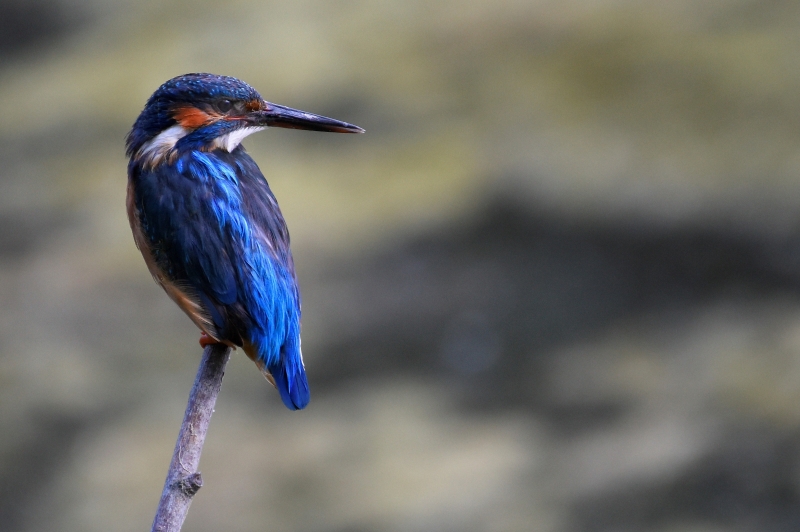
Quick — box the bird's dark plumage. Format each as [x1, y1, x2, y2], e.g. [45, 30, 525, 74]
[126, 74, 363, 409]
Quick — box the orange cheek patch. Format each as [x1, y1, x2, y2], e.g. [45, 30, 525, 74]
[174, 106, 215, 128]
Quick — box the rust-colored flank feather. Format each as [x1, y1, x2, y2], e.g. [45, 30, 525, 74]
[242, 340, 278, 388]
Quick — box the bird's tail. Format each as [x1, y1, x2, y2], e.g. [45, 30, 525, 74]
[268, 359, 309, 410]
[243, 340, 309, 410]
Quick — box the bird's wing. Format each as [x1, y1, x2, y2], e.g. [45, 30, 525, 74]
[223, 150, 308, 410]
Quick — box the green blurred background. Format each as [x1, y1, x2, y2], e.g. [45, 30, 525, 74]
[3, 1, 800, 531]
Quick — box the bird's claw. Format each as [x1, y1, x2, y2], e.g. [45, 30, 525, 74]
[199, 332, 221, 348]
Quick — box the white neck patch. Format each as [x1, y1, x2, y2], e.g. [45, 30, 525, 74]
[137, 124, 266, 167]
[212, 126, 266, 152]
[137, 125, 188, 167]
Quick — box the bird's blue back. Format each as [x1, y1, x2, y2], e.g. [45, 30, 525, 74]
[129, 145, 309, 410]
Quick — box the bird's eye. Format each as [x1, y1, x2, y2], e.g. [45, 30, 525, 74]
[217, 99, 233, 113]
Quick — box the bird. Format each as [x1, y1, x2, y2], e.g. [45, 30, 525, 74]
[125, 73, 364, 410]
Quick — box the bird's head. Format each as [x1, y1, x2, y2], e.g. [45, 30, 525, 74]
[126, 73, 363, 166]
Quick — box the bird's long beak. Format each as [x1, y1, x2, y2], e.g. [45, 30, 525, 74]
[251, 102, 364, 133]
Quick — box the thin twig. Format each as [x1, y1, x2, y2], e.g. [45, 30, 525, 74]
[151, 343, 231, 532]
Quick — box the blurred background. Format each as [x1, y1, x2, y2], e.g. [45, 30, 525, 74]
[3, 0, 800, 530]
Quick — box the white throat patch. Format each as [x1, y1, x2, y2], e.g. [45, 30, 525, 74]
[212, 126, 267, 152]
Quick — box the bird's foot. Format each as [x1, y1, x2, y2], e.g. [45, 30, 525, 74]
[199, 331, 222, 348]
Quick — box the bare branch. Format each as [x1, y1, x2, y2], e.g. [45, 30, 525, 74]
[151, 343, 231, 532]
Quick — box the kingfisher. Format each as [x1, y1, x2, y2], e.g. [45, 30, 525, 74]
[125, 73, 363, 410]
